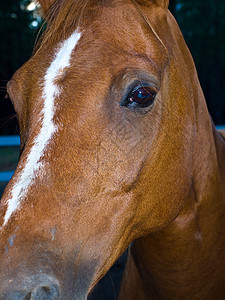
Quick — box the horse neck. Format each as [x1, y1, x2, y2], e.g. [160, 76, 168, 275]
[131, 82, 225, 297]
[191, 83, 225, 208]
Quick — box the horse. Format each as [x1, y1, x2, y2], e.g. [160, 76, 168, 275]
[1, 0, 225, 299]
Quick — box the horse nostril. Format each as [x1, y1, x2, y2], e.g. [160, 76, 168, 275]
[23, 285, 60, 300]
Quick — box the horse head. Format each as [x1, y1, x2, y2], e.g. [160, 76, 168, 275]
[1, 0, 225, 299]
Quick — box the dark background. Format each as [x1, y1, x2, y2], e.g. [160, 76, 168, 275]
[0, 0, 225, 136]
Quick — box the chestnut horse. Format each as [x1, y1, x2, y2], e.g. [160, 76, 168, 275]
[1, 0, 225, 299]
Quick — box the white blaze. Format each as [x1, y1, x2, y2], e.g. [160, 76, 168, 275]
[3, 31, 81, 226]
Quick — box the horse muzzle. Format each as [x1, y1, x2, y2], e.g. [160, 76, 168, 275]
[0, 274, 60, 300]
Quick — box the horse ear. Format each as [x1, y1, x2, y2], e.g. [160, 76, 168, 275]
[37, 0, 56, 15]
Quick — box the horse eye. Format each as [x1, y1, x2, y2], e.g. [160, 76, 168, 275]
[122, 86, 157, 109]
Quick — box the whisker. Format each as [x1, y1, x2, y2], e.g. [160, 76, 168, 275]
[0, 79, 9, 83]
[0, 114, 18, 130]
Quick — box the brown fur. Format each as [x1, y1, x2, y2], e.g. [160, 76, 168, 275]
[38, 0, 108, 48]
[0, 0, 225, 299]
[38, 0, 168, 49]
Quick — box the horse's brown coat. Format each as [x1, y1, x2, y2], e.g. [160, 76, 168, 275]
[0, 0, 225, 299]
